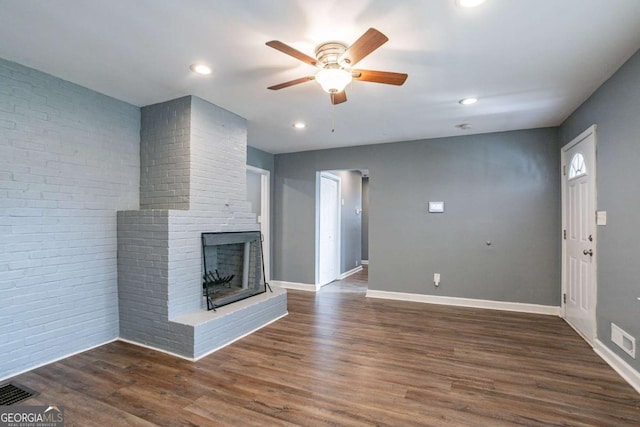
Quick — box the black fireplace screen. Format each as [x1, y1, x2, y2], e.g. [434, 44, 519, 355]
[201, 231, 268, 310]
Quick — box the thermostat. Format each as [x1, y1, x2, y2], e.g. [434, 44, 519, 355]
[428, 201, 444, 213]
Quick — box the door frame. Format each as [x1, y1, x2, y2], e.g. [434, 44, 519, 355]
[247, 165, 271, 282]
[560, 124, 597, 344]
[315, 171, 342, 286]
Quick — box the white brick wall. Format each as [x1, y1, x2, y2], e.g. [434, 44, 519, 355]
[0, 58, 140, 380]
[0, 60, 283, 372]
[190, 96, 251, 212]
[140, 96, 191, 210]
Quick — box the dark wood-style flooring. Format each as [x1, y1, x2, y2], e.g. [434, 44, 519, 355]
[7, 267, 640, 426]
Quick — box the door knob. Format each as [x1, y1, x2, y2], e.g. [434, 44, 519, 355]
[583, 249, 593, 256]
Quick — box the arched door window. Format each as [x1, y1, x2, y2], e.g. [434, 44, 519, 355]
[568, 153, 587, 179]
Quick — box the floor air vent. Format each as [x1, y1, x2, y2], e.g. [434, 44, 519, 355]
[0, 382, 38, 405]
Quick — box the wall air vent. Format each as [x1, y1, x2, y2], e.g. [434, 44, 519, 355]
[611, 323, 636, 359]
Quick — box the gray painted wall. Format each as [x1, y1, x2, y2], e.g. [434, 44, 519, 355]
[246, 169, 261, 216]
[247, 146, 275, 172]
[0, 58, 140, 380]
[560, 48, 640, 373]
[362, 177, 369, 261]
[274, 128, 560, 306]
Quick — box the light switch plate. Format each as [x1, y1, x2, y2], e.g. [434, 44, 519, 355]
[596, 211, 607, 226]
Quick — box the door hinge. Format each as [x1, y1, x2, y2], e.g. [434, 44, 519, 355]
[563, 229, 566, 240]
[563, 293, 566, 304]
[562, 165, 566, 176]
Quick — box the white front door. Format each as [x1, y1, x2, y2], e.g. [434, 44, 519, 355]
[318, 173, 340, 286]
[562, 125, 597, 344]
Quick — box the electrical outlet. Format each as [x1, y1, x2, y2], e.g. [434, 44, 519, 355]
[434, 273, 441, 287]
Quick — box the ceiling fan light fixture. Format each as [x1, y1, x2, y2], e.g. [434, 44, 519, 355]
[266, 28, 404, 104]
[315, 68, 352, 93]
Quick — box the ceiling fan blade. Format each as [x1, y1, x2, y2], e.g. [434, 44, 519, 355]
[331, 91, 347, 105]
[352, 69, 408, 86]
[268, 76, 315, 90]
[340, 28, 389, 67]
[266, 41, 318, 67]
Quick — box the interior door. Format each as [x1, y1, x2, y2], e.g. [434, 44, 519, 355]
[562, 126, 597, 344]
[318, 173, 340, 285]
[246, 166, 270, 282]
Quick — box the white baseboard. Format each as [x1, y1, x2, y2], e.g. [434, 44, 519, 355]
[271, 280, 321, 292]
[365, 290, 560, 316]
[0, 337, 118, 383]
[340, 265, 363, 279]
[594, 339, 640, 394]
[361, 260, 369, 265]
[273, 268, 362, 292]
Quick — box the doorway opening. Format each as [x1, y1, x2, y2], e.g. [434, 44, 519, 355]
[246, 165, 270, 282]
[315, 169, 367, 288]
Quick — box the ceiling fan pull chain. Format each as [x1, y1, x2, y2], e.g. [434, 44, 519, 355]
[331, 106, 335, 133]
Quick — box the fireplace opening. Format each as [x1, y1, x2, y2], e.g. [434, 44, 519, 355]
[201, 231, 269, 311]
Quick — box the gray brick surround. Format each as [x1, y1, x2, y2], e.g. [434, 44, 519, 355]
[117, 96, 287, 359]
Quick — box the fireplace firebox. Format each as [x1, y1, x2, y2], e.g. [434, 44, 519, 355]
[201, 231, 270, 311]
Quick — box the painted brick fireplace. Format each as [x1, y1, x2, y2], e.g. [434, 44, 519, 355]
[117, 96, 287, 359]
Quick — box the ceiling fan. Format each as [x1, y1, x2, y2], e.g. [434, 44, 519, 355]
[266, 28, 408, 105]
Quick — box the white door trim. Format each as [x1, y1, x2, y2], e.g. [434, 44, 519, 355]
[561, 124, 597, 345]
[316, 171, 342, 286]
[247, 165, 271, 282]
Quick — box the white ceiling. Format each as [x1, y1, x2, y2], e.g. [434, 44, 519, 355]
[1, 1, 639, 154]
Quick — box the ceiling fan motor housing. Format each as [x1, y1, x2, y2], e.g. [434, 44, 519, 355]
[315, 42, 349, 68]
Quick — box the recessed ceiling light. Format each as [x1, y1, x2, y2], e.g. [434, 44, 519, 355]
[455, 123, 472, 130]
[459, 97, 478, 105]
[455, 0, 486, 8]
[190, 63, 213, 75]
[292, 122, 306, 129]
